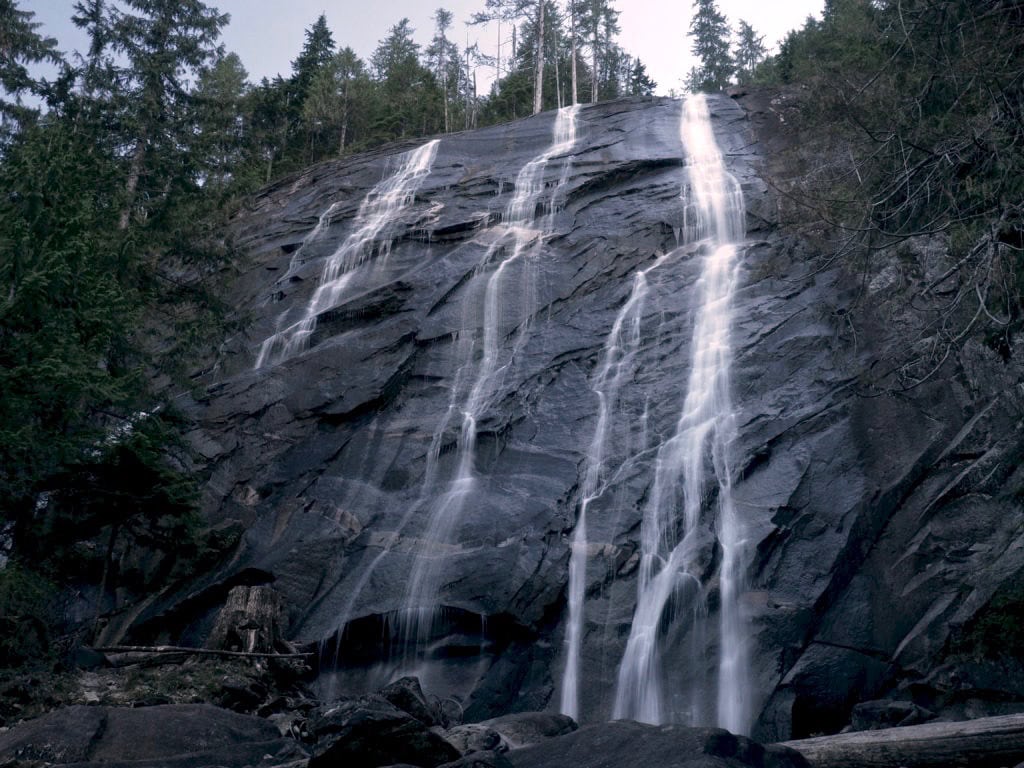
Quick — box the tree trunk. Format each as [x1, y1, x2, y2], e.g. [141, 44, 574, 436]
[92, 524, 120, 641]
[554, 44, 562, 108]
[781, 714, 1024, 768]
[118, 141, 145, 230]
[339, 96, 348, 156]
[441, 32, 450, 133]
[591, 22, 599, 104]
[571, 2, 578, 104]
[465, 32, 472, 130]
[207, 585, 288, 654]
[533, 0, 545, 115]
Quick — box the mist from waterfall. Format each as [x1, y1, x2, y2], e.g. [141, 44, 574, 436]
[255, 139, 440, 368]
[608, 94, 749, 732]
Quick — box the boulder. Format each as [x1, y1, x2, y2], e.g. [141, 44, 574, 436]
[849, 699, 936, 731]
[504, 721, 809, 768]
[379, 676, 441, 727]
[443, 724, 506, 755]
[0, 704, 305, 767]
[308, 695, 460, 768]
[476, 713, 577, 749]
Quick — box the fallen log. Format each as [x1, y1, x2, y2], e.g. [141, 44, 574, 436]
[780, 712, 1024, 768]
[92, 645, 313, 660]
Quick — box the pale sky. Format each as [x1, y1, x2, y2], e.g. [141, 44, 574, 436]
[27, 1, 823, 96]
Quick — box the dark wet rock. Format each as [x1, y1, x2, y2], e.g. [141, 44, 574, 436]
[0, 706, 105, 764]
[379, 676, 441, 727]
[108, 91, 1024, 738]
[849, 699, 936, 731]
[308, 695, 460, 768]
[504, 721, 809, 768]
[439, 752, 514, 768]
[476, 712, 576, 749]
[443, 724, 506, 755]
[0, 704, 305, 767]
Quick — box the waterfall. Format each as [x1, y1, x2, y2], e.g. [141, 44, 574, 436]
[610, 94, 749, 731]
[255, 139, 440, 368]
[401, 105, 580, 658]
[560, 251, 671, 721]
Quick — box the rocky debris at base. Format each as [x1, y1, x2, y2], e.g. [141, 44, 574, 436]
[0, 704, 305, 767]
[504, 721, 809, 768]
[0, 674, 811, 768]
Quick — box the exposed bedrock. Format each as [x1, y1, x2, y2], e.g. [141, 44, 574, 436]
[124, 93, 1024, 737]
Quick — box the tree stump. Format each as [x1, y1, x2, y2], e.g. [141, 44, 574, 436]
[206, 586, 288, 653]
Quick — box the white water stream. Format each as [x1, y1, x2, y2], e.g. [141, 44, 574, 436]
[255, 139, 440, 368]
[401, 105, 580, 657]
[604, 94, 749, 731]
[560, 251, 672, 720]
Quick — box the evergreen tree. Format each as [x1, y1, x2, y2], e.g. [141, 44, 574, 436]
[371, 19, 440, 140]
[0, 1, 61, 134]
[626, 58, 656, 96]
[80, 0, 228, 229]
[733, 19, 766, 85]
[472, 1, 548, 114]
[194, 52, 248, 190]
[244, 76, 291, 182]
[688, 0, 732, 91]
[290, 14, 336, 104]
[426, 8, 458, 131]
[302, 47, 369, 158]
[575, 0, 620, 104]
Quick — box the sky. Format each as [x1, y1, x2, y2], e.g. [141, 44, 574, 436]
[27, 0, 824, 96]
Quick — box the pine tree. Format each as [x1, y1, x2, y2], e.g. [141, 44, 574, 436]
[0, 1, 61, 134]
[79, 0, 228, 228]
[371, 19, 440, 140]
[291, 14, 336, 104]
[627, 58, 656, 96]
[427, 8, 457, 131]
[688, 0, 732, 92]
[302, 47, 368, 158]
[472, 1, 548, 114]
[194, 52, 248, 190]
[733, 19, 766, 85]
[572, 0, 620, 104]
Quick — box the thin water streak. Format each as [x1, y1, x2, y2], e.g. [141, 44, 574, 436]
[255, 139, 440, 368]
[401, 105, 581, 656]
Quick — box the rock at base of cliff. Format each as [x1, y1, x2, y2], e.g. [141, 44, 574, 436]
[505, 721, 810, 768]
[308, 695, 460, 768]
[0, 703, 306, 767]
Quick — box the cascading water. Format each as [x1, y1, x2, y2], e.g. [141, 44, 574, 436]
[255, 139, 440, 368]
[610, 94, 749, 732]
[400, 105, 580, 659]
[560, 251, 672, 721]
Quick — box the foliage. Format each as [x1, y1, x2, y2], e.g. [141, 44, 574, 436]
[0, 0, 61, 137]
[733, 19, 766, 85]
[0, 562, 57, 667]
[687, 0, 732, 92]
[626, 59, 656, 96]
[290, 13, 336, 104]
[1, 0, 238, 655]
[753, 0, 1024, 388]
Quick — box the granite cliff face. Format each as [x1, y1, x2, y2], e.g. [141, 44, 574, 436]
[123, 93, 1024, 739]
